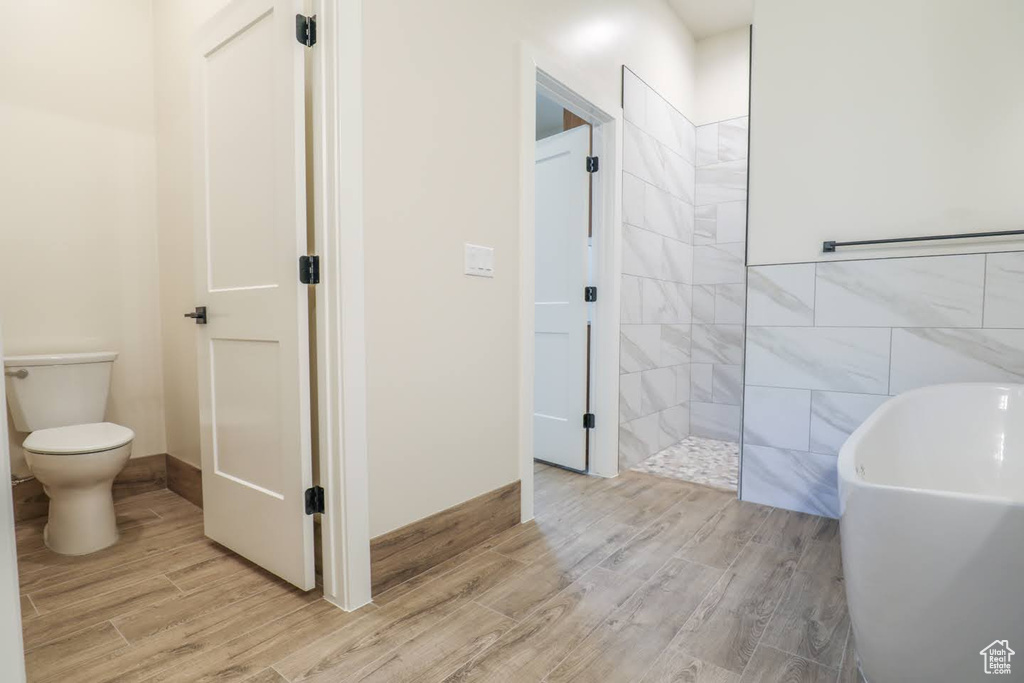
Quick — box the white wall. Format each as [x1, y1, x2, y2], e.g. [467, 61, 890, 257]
[748, 0, 1024, 266]
[363, 0, 697, 536]
[0, 1, 166, 475]
[152, 0, 233, 468]
[694, 26, 750, 125]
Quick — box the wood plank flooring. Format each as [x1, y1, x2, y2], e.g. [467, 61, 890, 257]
[17, 466, 861, 683]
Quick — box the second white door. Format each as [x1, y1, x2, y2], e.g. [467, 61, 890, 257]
[191, 0, 315, 590]
[534, 125, 591, 471]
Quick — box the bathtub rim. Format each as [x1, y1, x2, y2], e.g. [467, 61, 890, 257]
[838, 382, 1024, 509]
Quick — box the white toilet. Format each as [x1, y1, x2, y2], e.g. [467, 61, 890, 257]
[4, 352, 135, 555]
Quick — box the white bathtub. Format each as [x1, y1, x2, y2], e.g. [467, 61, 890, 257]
[838, 383, 1024, 683]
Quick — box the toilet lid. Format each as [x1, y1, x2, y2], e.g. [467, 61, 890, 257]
[24, 422, 135, 455]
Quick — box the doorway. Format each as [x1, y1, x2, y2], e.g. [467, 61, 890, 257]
[533, 93, 593, 473]
[518, 52, 623, 523]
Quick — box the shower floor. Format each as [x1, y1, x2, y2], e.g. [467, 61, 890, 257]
[632, 436, 739, 491]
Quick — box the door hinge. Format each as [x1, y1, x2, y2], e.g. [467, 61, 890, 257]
[586, 156, 599, 173]
[584, 286, 597, 302]
[296, 14, 317, 47]
[304, 486, 325, 515]
[299, 255, 320, 284]
[583, 413, 596, 429]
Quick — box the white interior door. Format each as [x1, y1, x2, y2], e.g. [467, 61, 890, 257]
[192, 0, 315, 590]
[534, 126, 591, 471]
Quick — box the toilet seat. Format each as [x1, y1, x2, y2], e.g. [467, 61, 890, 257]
[24, 422, 135, 455]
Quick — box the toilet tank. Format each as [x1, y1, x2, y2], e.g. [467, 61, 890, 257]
[3, 352, 118, 432]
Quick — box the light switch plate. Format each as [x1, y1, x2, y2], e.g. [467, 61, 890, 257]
[464, 243, 494, 278]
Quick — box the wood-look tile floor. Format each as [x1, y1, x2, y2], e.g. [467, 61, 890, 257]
[17, 465, 861, 683]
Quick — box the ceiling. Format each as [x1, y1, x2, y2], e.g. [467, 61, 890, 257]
[667, 0, 753, 40]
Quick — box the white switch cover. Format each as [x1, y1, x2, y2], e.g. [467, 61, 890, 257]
[464, 243, 495, 278]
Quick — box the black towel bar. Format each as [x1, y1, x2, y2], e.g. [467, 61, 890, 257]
[823, 229, 1024, 253]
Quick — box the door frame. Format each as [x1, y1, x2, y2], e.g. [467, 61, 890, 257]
[309, 0, 373, 611]
[518, 44, 623, 522]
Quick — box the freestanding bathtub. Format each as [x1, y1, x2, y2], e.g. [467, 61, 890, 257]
[838, 383, 1024, 683]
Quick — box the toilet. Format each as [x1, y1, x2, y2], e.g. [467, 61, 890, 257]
[4, 352, 134, 555]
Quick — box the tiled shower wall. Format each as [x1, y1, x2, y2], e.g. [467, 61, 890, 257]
[690, 118, 748, 442]
[618, 68, 696, 469]
[742, 251, 1024, 517]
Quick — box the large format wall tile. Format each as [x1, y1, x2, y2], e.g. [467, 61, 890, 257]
[741, 445, 839, 518]
[645, 183, 693, 243]
[622, 172, 645, 228]
[692, 324, 744, 364]
[984, 252, 1024, 328]
[715, 284, 745, 324]
[742, 249, 1024, 518]
[716, 201, 747, 243]
[692, 285, 715, 324]
[695, 159, 747, 205]
[643, 280, 691, 324]
[660, 324, 691, 366]
[619, 372, 642, 422]
[718, 118, 748, 162]
[641, 367, 677, 414]
[691, 402, 741, 441]
[620, 325, 660, 374]
[621, 275, 642, 324]
[659, 404, 690, 448]
[743, 386, 811, 451]
[889, 327, 1024, 393]
[693, 243, 745, 285]
[712, 364, 742, 405]
[646, 87, 695, 164]
[691, 363, 713, 402]
[747, 264, 815, 326]
[815, 255, 985, 327]
[619, 71, 698, 465]
[624, 123, 694, 204]
[620, 414, 659, 469]
[695, 123, 718, 167]
[809, 391, 889, 456]
[664, 239, 694, 283]
[746, 326, 891, 393]
[623, 224, 663, 279]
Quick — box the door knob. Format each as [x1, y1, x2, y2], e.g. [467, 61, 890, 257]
[184, 306, 207, 325]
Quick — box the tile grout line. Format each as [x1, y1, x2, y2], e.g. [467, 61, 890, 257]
[163, 573, 186, 594]
[520, 482, 725, 680]
[109, 620, 131, 647]
[21, 573, 189, 653]
[24, 537, 210, 615]
[625, 497, 747, 683]
[740, 512, 821, 678]
[680, 506, 776, 679]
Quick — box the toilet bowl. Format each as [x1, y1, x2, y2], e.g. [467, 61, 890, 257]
[24, 423, 135, 555]
[4, 352, 135, 555]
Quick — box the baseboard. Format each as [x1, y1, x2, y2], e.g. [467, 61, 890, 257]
[369, 480, 521, 596]
[166, 453, 203, 509]
[12, 453, 168, 523]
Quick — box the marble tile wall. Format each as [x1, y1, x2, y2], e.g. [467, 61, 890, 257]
[619, 68, 696, 469]
[691, 117, 748, 443]
[742, 251, 1024, 518]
